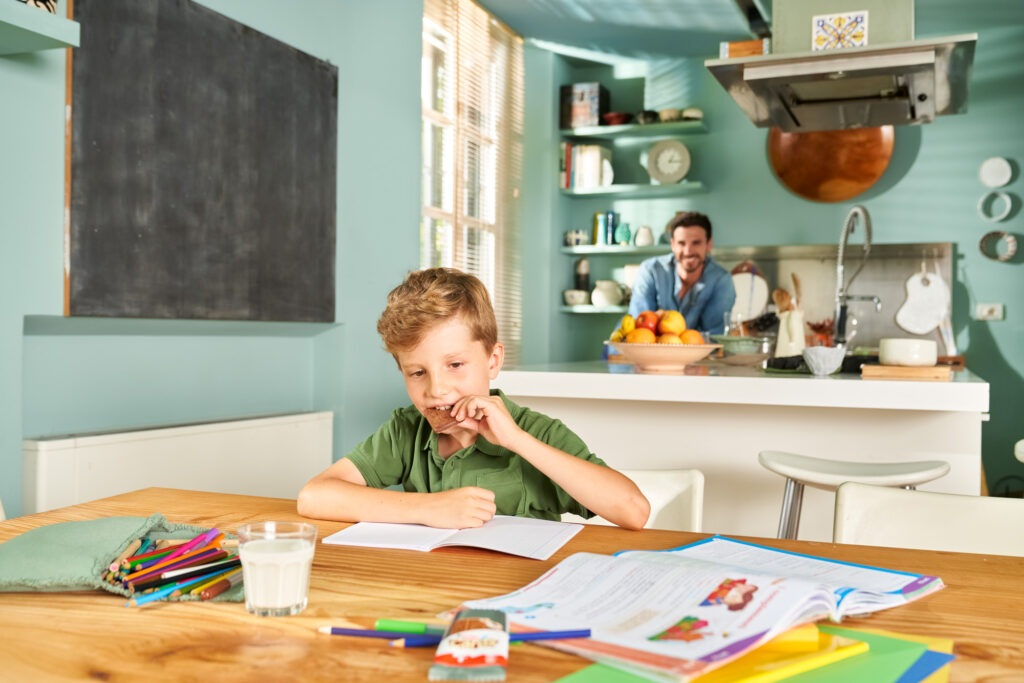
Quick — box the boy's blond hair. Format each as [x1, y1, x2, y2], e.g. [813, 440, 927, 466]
[377, 267, 498, 355]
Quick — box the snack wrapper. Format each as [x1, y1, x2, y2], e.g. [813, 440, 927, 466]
[428, 608, 509, 681]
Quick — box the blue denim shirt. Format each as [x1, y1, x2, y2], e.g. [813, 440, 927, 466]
[628, 254, 736, 335]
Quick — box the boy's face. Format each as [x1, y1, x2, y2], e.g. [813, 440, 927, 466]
[395, 315, 503, 430]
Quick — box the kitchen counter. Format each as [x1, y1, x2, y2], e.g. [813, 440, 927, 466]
[496, 361, 989, 542]
[499, 361, 988, 412]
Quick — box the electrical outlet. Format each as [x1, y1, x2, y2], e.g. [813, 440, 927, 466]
[975, 303, 1005, 321]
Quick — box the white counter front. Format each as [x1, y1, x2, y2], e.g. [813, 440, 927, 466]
[497, 361, 989, 542]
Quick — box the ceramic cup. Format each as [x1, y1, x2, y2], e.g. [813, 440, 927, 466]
[563, 289, 589, 306]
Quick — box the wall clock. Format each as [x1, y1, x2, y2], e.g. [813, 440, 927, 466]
[646, 139, 691, 184]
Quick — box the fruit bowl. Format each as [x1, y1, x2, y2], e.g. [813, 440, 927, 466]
[608, 341, 721, 374]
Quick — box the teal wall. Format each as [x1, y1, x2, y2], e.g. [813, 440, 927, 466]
[3, 1, 1020, 516]
[520, 26, 1024, 490]
[2, 0, 420, 518]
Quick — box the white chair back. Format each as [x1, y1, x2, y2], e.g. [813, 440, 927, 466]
[834, 482, 1024, 557]
[563, 468, 704, 532]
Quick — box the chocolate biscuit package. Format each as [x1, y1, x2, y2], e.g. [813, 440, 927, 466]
[428, 608, 509, 681]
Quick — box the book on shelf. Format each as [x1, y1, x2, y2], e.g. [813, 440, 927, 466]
[456, 535, 944, 681]
[321, 515, 582, 561]
[565, 144, 611, 189]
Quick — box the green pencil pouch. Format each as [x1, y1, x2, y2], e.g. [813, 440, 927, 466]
[0, 513, 243, 602]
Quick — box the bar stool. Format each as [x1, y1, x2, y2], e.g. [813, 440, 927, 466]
[758, 450, 951, 540]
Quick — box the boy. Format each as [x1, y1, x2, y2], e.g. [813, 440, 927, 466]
[298, 267, 649, 530]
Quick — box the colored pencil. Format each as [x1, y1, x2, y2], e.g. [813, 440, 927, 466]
[108, 539, 142, 572]
[386, 629, 593, 648]
[199, 568, 244, 600]
[374, 619, 446, 635]
[126, 573, 211, 607]
[156, 528, 219, 567]
[136, 537, 153, 555]
[187, 566, 241, 595]
[129, 555, 236, 592]
[125, 547, 224, 584]
[129, 548, 227, 587]
[317, 627, 438, 639]
[161, 555, 237, 580]
[123, 544, 180, 569]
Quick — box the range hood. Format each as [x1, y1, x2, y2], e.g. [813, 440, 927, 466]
[706, 28, 977, 132]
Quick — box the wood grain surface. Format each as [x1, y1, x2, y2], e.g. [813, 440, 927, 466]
[1, 488, 1022, 682]
[768, 126, 895, 203]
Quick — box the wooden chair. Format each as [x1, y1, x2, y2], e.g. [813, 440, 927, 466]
[563, 468, 704, 532]
[834, 482, 1024, 556]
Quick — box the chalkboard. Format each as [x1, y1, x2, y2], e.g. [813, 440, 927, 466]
[69, 0, 337, 322]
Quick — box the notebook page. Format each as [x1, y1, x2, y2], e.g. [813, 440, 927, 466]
[321, 522, 458, 551]
[441, 515, 583, 560]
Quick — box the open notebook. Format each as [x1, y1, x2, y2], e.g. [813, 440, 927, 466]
[321, 515, 583, 561]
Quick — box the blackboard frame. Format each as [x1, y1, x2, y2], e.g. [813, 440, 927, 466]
[67, 0, 337, 322]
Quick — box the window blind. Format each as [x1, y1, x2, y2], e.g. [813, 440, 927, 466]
[422, 0, 524, 365]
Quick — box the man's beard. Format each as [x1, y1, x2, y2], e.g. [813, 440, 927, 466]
[681, 255, 705, 273]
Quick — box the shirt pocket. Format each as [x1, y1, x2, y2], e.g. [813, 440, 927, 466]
[474, 470, 525, 517]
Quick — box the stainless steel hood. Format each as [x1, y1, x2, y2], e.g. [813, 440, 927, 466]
[705, 33, 977, 131]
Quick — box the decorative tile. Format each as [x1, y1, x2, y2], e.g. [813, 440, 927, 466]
[812, 11, 869, 51]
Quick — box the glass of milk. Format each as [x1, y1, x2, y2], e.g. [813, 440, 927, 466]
[237, 521, 317, 617]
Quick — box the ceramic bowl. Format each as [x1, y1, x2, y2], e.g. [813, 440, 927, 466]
[608, 341, 721, 374]
[658, 108, 681, 122]
[711, 335, 772, 366]
[879, 338, 937, 366]
[602, 111, 633, 126]
[802, 346, 846, 376]
[636, 110, 659, 124]
[563, 289, 589, 306]
[682, 107, 704, 120]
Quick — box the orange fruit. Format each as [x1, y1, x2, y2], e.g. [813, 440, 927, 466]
[624, 327, 656, 344]
[657, 333, 683, 344]
[657, 310, 686, 335]
[680, 329, 705, 344]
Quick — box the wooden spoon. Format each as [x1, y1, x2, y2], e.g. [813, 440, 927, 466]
[772, 288, 792, 313]
[791, 273, 803, 310]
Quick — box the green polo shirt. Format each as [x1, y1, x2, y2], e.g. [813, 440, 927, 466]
[345, 389, 605, 520]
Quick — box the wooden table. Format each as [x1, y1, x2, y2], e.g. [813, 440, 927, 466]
[1, 488, 1021, 682]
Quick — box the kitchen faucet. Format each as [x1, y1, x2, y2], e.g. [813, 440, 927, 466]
[834, 205, 881, 346]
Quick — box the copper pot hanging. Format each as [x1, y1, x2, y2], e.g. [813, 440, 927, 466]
[767, 126, 895, 203]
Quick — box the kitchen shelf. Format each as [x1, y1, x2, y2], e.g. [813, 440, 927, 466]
[0, 1, 79, 55]
[560, 181, 705, 199]
[560, 305, 628, 314]
[560, 120, 707, 140]
[561, 245, 669, 256]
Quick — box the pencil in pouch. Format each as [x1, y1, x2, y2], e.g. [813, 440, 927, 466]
[428, 608, 509, 682]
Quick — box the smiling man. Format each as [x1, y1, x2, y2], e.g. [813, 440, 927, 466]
[628, 211, 736, 335]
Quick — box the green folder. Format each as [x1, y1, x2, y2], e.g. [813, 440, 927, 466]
[785, 626, 928, 683]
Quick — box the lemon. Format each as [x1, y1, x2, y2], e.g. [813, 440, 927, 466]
[619, 314, 635, 335]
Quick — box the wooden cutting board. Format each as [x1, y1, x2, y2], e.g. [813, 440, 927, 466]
[861, 364, 952, 381]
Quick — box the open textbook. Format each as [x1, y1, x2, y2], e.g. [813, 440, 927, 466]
[321, 515, 582, 561]
[458, 536, 944, 681]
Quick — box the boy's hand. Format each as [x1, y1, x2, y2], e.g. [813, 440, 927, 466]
[424, 486, 496, 528]
[452, 394, 525, 450]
